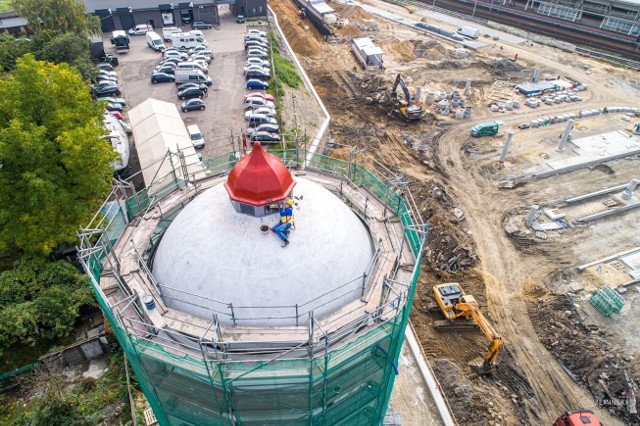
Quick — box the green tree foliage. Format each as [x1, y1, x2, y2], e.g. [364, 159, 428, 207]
[0, 35, 33, 73]
[0, 55, 116, 254]
[12, 0, 101, 36]
[35, 33, 95, 80]
[0, 259, 94, 358]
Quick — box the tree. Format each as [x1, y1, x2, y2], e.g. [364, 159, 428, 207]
[35, 33, 96, 80]
[0, 35, 34, 73]
[0, 55, 116, 255]
[0, 259, 95, 358]
[12, 0, 101, 36]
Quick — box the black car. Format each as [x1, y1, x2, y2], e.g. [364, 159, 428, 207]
[236, 15, 245, 23]
[151, 72, 175, 83]
[250, 131, 281, 143]
[245, 69, 270, 80]
[517, 123, 530, 130]
[181, 98, 206, 112]
[94, 86, 121, 97]
[192, 21, 212, 29]
[176, 82, 208, 92]
[177, 87, 205, 99]
[155, 66, 175, 75]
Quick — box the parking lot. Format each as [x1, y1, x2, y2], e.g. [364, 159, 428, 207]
[108, 8, 257, 161]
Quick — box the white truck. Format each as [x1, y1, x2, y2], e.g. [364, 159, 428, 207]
[162, 26, 181, 42]
[457, 26, 480, 39]
[146, 31, 165, 51]
[170, 33, 207, 49]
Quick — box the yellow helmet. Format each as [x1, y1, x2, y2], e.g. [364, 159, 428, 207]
[286, 198, 294, 206]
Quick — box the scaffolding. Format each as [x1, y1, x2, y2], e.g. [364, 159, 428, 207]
[78, 142, 427, 426]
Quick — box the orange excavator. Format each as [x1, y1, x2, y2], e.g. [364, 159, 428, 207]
[432, 283, 503, 375]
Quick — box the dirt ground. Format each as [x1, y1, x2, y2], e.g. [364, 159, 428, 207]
[270, 0, 640, 424]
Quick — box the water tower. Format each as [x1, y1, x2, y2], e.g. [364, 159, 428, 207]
[78, 142, 426, 425]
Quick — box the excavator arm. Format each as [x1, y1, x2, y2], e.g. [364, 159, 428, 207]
[456, 298, 503, 374]
[391, 73, 411, 102]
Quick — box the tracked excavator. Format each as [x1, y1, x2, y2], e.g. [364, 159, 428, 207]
[431, 282, 503, 375]
[389, 73, 424, 121]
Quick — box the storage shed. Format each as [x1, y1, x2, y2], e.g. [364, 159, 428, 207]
[351, 37, 384, 69]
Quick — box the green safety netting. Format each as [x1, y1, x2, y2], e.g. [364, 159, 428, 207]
[81, 148, 424, 426]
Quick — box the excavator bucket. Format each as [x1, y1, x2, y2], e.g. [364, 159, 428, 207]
[469, 358, 494, 376]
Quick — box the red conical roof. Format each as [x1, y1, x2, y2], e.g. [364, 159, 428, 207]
[224, 143, 296, 206]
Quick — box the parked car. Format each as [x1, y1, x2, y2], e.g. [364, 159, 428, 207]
[97, 70, 118, 79]
[160, 58, 181, 66]
[236, 15, 245, 23]
[97, 63, 114, 72]
[247, 123, 280, 136]
[151, 72, 175, 83]
[247, 79, 269, 90]
[164, 50, 189, 61]
[106, 103, 124, 112]
[108, 110, 124, 120]
[247, 49, 269, 59]
[189, 45, 208, 54]
[247, 115, 277, 128]
[187, 124, 205, 148]
[245, 69, 270, 80]
[190, 54, 211, 64]
[245, 107, 276, 119]
[97, 97, 126, 107]
[93, 81, 118, 91]
[245, 57, 269, 68]
[193, 49, 214, 59]
[250, 131, 281, 142]
[245, 40, 269, 50]
[244, 92, 275, 102]
[178, 87, 206, 99]
[155, 66, 176, 75]
[245, 33, 267, 42]
[192, 21, 212, 30]
[244, 65, 270, 74]
[181, 98, 206, 112]
[189, 30, 205, 39]
[245, 97, 274, 109]
[176, 82, 208, 92]
[517, 123, 530, 130]
[128, 24, 153, 35]
[97, 76, 118, 85]
[247, 29, 267, 37]
[119, 120, 132, 134]
[94, 86, 121, 97]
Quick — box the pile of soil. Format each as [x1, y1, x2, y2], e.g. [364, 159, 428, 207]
[336, 24, 362, 37]
[414, 40, 446, 60]
[380, 40, 416, 62]
[433, 359, 483, 424]
[340, 4, 374, 21]
[270, 0, 323, 57]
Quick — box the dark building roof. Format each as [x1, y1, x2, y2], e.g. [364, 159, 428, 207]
[83, 0, 215, 13]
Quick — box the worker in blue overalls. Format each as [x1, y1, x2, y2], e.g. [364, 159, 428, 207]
[272, 198, 294, 247]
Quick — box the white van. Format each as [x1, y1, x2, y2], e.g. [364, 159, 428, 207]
[187, 125, 205, 148]
[171, 34, 207, 49]
[176, 61, 208, 74]
[188, 30, 204, 39]
[174, 70, 212, 85]
[146, 31, 165, 51]
[162, 26, 181, 41]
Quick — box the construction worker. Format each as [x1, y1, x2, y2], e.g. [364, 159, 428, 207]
[272, 198, 294, 247]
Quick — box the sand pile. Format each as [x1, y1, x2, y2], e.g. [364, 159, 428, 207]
[379, 41, 416, 62]
[340, 5, 373, 21]
[337, 24, 362, 37]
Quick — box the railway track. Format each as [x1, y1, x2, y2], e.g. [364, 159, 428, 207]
[417, 0, 640, 60]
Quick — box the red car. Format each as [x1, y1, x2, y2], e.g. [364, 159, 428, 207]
[108, 110, 123, 121]
[243, 92, 274, 102]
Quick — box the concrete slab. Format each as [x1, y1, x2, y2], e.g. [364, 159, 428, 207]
[525, 130, 640, 178]
[621, 252, 640, 270]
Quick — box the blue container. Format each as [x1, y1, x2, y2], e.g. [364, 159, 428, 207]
[143, 296, 155, 310]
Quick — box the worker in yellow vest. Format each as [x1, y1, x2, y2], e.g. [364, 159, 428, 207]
[272, 198, 294, 247]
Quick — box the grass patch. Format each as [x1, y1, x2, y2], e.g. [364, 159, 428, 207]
[0, 0, 12, 13]
[273, 53, 302, 89]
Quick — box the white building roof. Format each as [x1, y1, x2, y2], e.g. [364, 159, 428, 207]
[353, 37, 384, 56]
[312, 2, 334, 14]
[128, 98, 205, 190]
[152, 177, 375, 326]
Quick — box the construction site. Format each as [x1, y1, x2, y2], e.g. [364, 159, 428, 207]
[267, 0, 640, 424]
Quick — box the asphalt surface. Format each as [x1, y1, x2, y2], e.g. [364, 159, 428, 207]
[107, 7, 255, 168]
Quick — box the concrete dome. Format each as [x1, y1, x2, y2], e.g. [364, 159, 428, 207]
[152, 177, 374, 326]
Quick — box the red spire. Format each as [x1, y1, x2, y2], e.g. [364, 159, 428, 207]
[224, 143, 296, 206]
